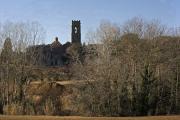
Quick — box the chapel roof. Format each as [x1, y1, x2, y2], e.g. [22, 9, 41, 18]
[51, 37, 62, 48]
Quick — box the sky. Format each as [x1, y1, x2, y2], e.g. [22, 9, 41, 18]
[0, 0, 179, 44]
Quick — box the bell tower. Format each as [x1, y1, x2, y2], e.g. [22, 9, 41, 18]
[71, 20, 81, 44]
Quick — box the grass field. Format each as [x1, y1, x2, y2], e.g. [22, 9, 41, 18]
[0, 116, 179, 120]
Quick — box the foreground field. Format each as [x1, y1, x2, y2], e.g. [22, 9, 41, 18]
[0, 116, 179, 120]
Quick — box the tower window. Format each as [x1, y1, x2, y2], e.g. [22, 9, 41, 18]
[75, 27, 77, 34]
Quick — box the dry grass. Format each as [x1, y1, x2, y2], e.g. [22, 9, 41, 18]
[0, 115, 179, 120]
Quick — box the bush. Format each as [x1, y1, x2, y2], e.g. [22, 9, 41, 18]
[3, 104, 23, 115]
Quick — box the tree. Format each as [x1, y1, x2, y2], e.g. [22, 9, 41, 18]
[74, 18, 180, 116]
[137, 64, 156, 115]
[0, 37, 13, 64]
[123, 17, 144, 38]
[0, 21, 45, 115]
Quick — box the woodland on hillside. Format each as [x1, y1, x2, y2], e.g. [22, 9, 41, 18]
[72, 18, 180, 116]
[0, 17, 179, 116]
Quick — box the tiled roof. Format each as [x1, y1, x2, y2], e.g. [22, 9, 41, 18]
[51, 37, 62, 48]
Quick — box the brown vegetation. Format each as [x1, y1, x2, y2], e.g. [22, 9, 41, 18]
[0, 18, 179, 116]
[0, 115, 180, 120]
[71, 18, 180, 116]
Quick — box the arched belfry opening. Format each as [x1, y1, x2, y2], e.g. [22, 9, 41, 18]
[71, 20, 81, 44]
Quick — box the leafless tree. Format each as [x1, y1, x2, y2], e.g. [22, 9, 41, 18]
[0, 21, 45, 115]
[73, 19, 180, 116]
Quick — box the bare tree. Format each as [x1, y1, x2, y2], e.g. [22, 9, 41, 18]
[144, 20, 167, 39]
[73, 19, 180, 116]
[0, 21, 45, 115]
[123, 17, 144, 38]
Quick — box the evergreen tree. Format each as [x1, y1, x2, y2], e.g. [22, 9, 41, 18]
[0, 37, 13, 64]
[138, 64, 156, 115]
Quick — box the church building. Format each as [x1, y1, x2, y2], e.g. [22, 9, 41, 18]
[27, 20, 81, 66]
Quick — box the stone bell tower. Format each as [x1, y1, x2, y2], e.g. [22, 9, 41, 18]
[71, 20, 81, 44]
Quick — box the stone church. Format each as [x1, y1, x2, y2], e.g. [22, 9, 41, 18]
[27, 20, 81, 66]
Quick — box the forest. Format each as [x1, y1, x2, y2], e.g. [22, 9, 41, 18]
[0, 17, 179, 116]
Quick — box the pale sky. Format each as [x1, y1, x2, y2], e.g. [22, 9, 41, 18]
[0, 0, 179, 44]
